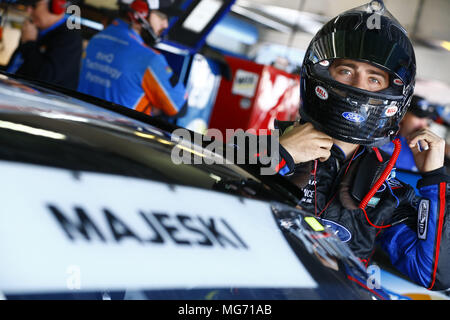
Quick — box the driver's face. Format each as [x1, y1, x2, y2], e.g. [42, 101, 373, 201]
[329, 59, 390, 92]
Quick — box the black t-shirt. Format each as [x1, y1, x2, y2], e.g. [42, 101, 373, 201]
[7, 20, 82, 90]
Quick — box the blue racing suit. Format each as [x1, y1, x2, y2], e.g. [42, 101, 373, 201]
[78, 19, 186, 116]
[272, 120, 450, 291]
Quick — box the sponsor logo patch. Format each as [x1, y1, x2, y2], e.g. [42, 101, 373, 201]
[342, 112, 366, 123]
[318, 218, 352, 242]
[385, 106, 398, 117]
[315, 86, 328, 100]
[393, 78, 404, 86]
[417, 199, 429, 240]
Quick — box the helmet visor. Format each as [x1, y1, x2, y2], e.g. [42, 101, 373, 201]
[305, 3, 416, 85]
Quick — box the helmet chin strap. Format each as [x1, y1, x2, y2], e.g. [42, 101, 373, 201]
[130, 10, 161, 46]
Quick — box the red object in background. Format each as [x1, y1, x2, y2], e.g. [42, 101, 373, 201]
[209, 55, 300, 137]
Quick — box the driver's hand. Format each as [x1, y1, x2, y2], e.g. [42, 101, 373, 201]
[407, 128, 445, 172]
[280, 122, 333, 164]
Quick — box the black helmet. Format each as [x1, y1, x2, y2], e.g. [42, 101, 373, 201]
[300, 0, 416, 147]
[409, 95, 436, 119]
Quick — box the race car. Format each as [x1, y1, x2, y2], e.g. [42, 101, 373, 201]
[0, 71, 443, 300]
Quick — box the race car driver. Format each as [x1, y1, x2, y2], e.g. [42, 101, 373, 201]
[271, 1, 449, 291]
[77, 0, 187, 117]
[381, 95, 438, 172]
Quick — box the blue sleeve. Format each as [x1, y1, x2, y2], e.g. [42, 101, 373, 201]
[378, 170, 450, 290]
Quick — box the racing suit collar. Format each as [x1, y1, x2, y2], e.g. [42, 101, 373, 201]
[330, 144, 347, 163]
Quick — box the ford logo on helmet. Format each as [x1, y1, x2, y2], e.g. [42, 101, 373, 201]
[342, 112, 366, 123]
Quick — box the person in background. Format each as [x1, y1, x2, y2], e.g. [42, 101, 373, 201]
[6, 0, 82, 90]
[381, 95, 438, 172]
[77, 0, 187, 117]
[257, 1, 449, 291]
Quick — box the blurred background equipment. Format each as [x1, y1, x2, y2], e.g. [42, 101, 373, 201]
[208, 55, 300, 137]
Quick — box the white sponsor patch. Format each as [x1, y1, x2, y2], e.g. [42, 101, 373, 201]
[0, 161, 317, 293]
[232, 69, 259, 98]
[385, 106, 398, 117]
[315, 86, 328, 100]
[417, 199, 429, 240]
